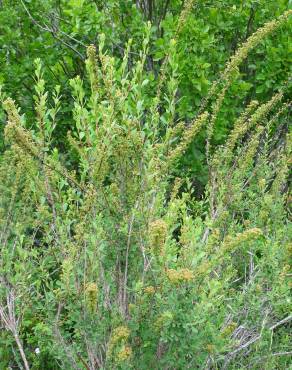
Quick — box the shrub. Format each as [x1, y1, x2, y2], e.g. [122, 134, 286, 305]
[0, 10, 291, 370]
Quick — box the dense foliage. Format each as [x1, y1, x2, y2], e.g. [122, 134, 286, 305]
[0, 1, 291, 369]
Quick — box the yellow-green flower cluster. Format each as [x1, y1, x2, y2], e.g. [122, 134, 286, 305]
[3, 98, 39, 158]
[85, 282, 98, 313]
[225, 100, 259, 157]
[149, 219, 168, 256]
[168, 112, 209, 166]
[237, 125, 264, 174]
[3, 97, 20, 122]
[166, 268, 194, 284]
[280, 264, 290, 281]
[176, 0, 196, 36]
[258, 178, 266, 192]
[86, 44, 99, 94]
[116, 345, 132, 363]
[222, 228, 263, 252]
[87, 44, 97, 62]
[169, 177, 183, 202]
[206, 344, 215, 353]
[223, 11, 292, 80]
[271, 144, 290, 197]
[221, 322, 237, 337]
[207, 8, 291, 151]
[108, 326, 131, 361]
[143, 286, 155, 295]
[110, 326, 130, 347]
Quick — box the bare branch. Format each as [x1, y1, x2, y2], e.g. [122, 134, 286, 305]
[20, 0, 85, 60]
[269, 315, 292, 331]
[0, 288, 30, 370]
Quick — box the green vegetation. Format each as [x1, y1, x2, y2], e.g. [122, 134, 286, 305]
[0, 1, 291, 369]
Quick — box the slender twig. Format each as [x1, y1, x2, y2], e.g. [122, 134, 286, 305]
[0, 290, 30, 370]
[53, 324, 82, 370]
[270, 351, 292, 357]
[269, 315, 292, 331]
[221, 313, 292, 368]
[123, 200, 139, 315]
[20, 0, 85, 60]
